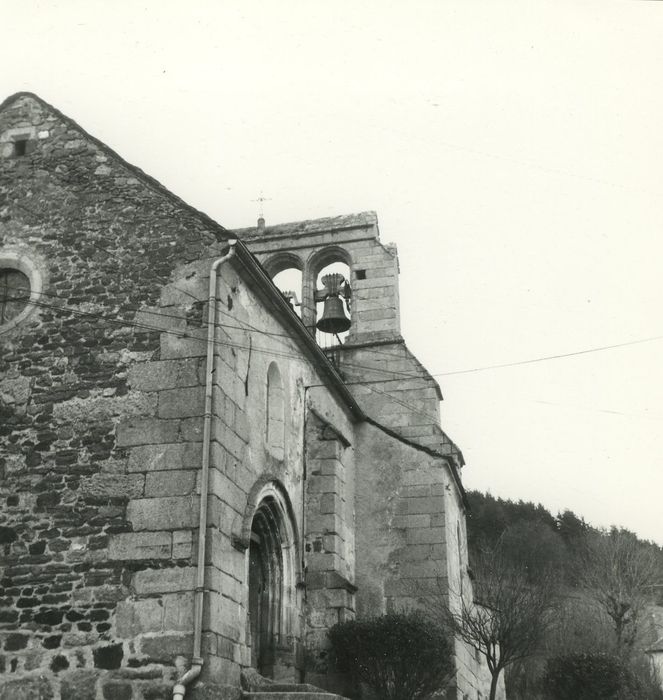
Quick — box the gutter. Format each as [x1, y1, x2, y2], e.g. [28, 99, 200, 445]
[173, 240, 237, 700]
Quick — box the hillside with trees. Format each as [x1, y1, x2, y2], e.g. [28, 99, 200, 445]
[465, 491, 663, 699]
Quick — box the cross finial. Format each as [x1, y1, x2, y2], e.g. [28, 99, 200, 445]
[251, 191, 272, 219]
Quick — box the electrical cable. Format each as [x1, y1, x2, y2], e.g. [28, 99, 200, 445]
[16, 289, 663, 384]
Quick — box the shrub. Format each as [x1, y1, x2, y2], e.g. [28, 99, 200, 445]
[328, 612, 453, 700]
[542, 652, 641, 700]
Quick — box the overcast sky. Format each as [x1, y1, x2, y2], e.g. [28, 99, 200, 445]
[3, 1, 662, 544]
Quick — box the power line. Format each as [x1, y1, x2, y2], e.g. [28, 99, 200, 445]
[433, 335, 663, 377]
[21, 288, 663, 382]
[23, 297, 307, 364]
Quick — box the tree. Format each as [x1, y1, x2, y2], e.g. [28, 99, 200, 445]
[542, 652, 642, 700]
[438, 545, 558, 700]
[498, 520, 567, 585]
[579, 528, 662, 654]
[328, 612, 454, 700]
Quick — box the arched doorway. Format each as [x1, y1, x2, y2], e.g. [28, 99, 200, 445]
[244, 484, 301, 680]
[248, 502, 282, 675]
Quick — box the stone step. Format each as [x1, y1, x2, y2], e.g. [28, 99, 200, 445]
[239, 669, 350, 699]
[242, 694, 346, 700]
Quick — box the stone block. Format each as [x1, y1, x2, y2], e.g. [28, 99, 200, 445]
[127, 496, 199, 531]
[181, 417, 205, 442]
[116, 598, 164, 637]
[306, 552, 341, 572]
[60, 669, 98, 700]
[391, 514, 431, 529]
[199, 657, 241, 690]
[173, 529, 195, 559]
[158, 386, 205, 419]
[128, 442, 202, 472]
[128, 358, 201, 391]
[102, 680, 132, 700]
[307, 438, 342, 460]
[398, 560, 444, 578]
[406, 527, 445, 544]
[402, 484, 432, 498]
[207, 530, 244, 581]
[311, 458, 345, 480]
[402, 468, 437, 486]
[207, 568, 243, 604]
[396, 544, 434, 562]
[212, 423, 247, 461]
[132, 566, 196, 595]
[401, 496, 444, 514]
[306, 475, 339, 494]
[116, 419, 180, 447]
[162, 592, 194, 631]
[0, 676, 54, 700]
[136, 307, 186, 333]
[108, 531, 172, 560]
[209, 469, 247, 512]
[53, 392, 156, 425]
[140, 634, 193, 664]
[161, 333, 206, 360]
[80, 472, 144, 500]
[306, 513, 342, 534]
[354, 308, 396, 322]
[145, 470, 196, 497]
[318, 493, 341, 515]
[384, 577, 439, 597]
[323, 533, 343, 554]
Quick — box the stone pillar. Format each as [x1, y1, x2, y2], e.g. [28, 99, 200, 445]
[303, 412, 355, 689]
[301, 261, 317, 335]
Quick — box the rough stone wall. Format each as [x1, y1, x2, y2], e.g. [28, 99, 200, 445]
[354, 421, 497, 700]
[0, 94, 226, 699]
[128, 256, 357, 693]
[354, 421, 452, 615]
[444, 488, 505, 700]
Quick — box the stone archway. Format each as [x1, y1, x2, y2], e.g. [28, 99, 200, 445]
[242, 480, 301, 681]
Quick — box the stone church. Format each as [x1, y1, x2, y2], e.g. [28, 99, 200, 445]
[0, 93, 496, 699]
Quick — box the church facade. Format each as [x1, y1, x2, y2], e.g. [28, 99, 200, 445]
[0, 93, 496, 700]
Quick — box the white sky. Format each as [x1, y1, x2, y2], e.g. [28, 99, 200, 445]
[3, 1, 662, 544]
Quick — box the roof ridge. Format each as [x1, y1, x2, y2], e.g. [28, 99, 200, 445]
[234, 210, 378, 235]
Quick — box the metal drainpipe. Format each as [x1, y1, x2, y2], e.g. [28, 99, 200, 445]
[173, 240, 237, 700]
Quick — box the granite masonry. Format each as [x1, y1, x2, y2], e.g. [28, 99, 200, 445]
[0, 93, 500, 700]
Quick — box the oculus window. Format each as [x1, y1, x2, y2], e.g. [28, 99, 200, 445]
[0, 269, 31, 325]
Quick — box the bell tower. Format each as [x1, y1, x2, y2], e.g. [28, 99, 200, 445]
[237, 212, 401, 343]
[236, 212, 459, 459]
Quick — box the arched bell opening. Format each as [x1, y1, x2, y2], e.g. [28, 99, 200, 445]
[265, 253, 304, 319]
[308, 248, 352, 349]
[245, 483, 301, 681]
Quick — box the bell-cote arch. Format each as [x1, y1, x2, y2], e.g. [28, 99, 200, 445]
[306, 246, 353, 346]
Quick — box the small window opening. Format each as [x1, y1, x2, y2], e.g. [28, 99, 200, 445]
[266, 362, 285, 460]
[355, 269, 367, 280]
[13, 140, 28, 157]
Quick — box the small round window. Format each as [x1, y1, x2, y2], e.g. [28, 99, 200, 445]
[0, 269, 31, 325]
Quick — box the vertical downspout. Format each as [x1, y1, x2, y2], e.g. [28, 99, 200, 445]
[173, 239, 237, 700]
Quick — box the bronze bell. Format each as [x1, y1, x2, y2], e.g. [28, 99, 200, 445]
[316, 295, 351, 334]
